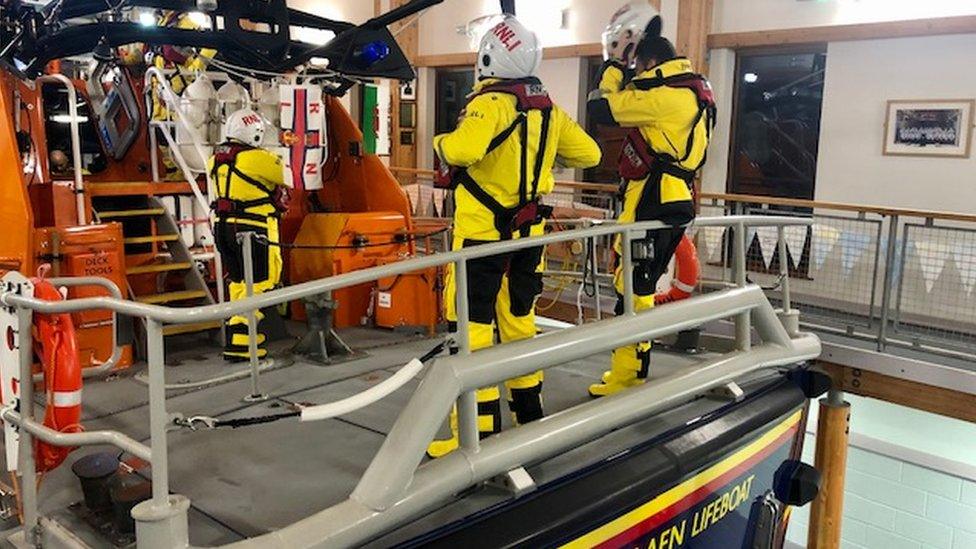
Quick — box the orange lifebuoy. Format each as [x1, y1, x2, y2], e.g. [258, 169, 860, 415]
[655, 235, 700, 305]
[30, 277, 83, 473]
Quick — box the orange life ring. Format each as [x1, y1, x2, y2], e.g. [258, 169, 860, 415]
[655, 235, 700, 305]
[30, 277, 83, 473]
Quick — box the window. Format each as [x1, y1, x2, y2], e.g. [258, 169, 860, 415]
[434, 68, 475, 135]
[728, 48, 827, 200]
[42, 83, 108, 176]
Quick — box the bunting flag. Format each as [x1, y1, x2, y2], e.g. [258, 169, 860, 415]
[755, 226, 780, 269]
[703, 226, 725, 261]
[783, 226, 809, 269]
[953, 245, 976, 294]
[840, 232, 873, 275]
[914, 240, 953, 293]
[811, 223, 841, 271]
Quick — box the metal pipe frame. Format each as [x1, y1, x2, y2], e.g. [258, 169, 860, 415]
[228, 286, 819, 548]
[47, 276, 124, 377]
[16, 306, 38, 545]
[1, 410, 151, 463]
[144, 66, 227, 304]
[241, 232, 263, 399]
[37, 75, 86, 225]
[0, 217, 813, 325]
[878, 214, 899, 351]
[777, 227, 792, 312]
[733, 222, 752, 350]
[0, 215, 815, 548]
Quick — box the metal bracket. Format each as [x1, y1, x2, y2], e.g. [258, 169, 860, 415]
[172, 415, 218, 431]
[0, 479, 17, 521]
[293, 293, 355, 365]
[706, 381, 745, 402]
[486, 467, 536, 497]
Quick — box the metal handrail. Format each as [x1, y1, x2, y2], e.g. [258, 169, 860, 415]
[0, 409, 151, 463]
[0, 216, 811, 324]
[0, 214, 816, 548]
[143, 66, 227, 303]
[229, 287, 820, 548]
[36, 75, 86, 225]
[47, 276, 123, 377]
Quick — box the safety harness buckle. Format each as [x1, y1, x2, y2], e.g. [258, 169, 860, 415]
[213, 198, 237, 215]
[508, 200, 552, 237]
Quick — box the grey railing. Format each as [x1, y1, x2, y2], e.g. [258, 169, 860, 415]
[0, 215, 817, 548]
[701, 194, 976, 361]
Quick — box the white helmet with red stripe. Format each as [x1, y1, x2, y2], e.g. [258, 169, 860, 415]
[602, 2, 663, 67]
[224, 108, 266, 146]
[476, 15, 542, 80]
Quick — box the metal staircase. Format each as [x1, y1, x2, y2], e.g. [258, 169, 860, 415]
[94, 196, 221, 338]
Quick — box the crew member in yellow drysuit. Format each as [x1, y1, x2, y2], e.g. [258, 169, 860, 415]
[208, 108, 288, 361]
[586, 10, 715, 397]
[427, 15, 601, 457]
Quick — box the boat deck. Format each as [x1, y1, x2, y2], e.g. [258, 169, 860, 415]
[3, 326, 718, 547]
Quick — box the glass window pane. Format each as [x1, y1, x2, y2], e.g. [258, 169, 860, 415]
[729, 48, 827, 200]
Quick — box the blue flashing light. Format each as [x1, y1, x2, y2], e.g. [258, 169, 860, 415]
[356, 41, 391, 67]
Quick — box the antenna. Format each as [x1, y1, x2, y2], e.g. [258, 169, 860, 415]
[500, 0, 515, 16]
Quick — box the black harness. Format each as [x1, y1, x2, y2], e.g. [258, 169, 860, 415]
[210, 142, 281, 224]
[439, 78, 555, 239]
[618, 70, 717, 186]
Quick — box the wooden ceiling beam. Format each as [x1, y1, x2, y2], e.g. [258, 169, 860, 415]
[819, 361, 976, 424]
[709, 14, 976, 50]
[416, 43, 603, 68]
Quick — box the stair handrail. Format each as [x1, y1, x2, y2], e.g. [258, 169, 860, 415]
[37, 74, 86, 225]
[144, 67, 226, 303]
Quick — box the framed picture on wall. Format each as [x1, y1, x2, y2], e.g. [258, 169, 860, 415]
[399, 102, 416, 129]
[883, 99, 975, 158]
[400, 80, 416, 101]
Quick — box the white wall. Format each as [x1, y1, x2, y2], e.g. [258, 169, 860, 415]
[708, 0, 976, 202]
[419, 0, 679, 57]
[814, 35, 976, 213]
[713, 0, 976, 33]
[288, 0, 375, 25]
[700, 48, 735, 196]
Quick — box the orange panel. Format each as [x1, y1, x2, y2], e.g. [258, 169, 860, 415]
[290, 212, 418, 328]
[34, 224, 132, 370]
[0, 76, 35, 274]
[374, 260, 440, 335]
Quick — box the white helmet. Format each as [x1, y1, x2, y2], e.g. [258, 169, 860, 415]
[476, 15, 543, 80]
[224, 108, 266, 146]
[602, 2, 663, 66]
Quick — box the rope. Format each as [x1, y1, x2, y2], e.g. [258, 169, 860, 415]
[173, 341, 449, 431]
[253, 227, 449, 251]
[210, 411, 300, 429]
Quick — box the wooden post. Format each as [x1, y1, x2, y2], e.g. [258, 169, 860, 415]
[389, 0, 419, 170]
[676, 0, 714, 76]
[675, 0, 713, 211]
[808, 390, 850, 549]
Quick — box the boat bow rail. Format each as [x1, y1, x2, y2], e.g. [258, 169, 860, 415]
[0, 215, 819, 549]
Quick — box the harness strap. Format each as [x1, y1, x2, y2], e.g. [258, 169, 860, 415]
[486, 114, 525, 156]
[210, 142, 278, 218]
[451, 79, 557, 239]
[518, 111, 529, 206]
[628, 71, 716, 176]
[213, 210, 270, 223]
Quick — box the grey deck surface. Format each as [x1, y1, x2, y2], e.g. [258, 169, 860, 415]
[7, 326, 708, 546]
